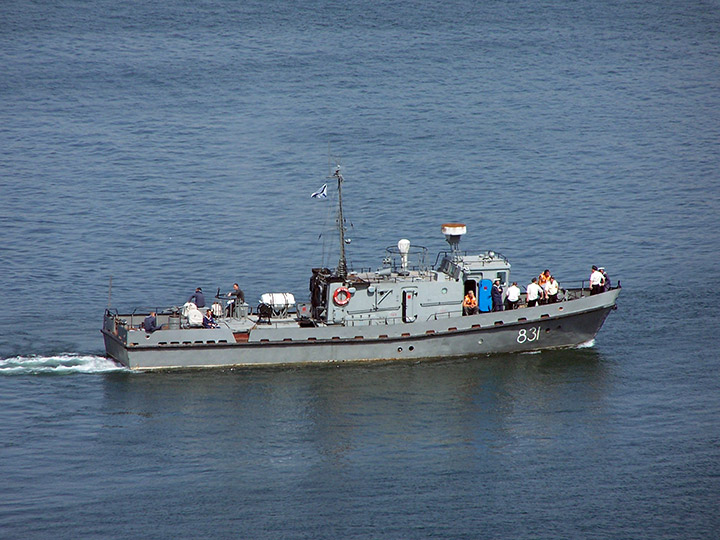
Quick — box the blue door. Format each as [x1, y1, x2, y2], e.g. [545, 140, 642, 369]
[478, 279, 492, 312]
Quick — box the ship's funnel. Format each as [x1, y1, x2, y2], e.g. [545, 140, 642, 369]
[398, 238, 410, 271]
[441, 223, 466, 254]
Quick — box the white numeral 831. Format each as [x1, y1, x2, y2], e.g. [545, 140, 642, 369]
[517, 327, 541, 344]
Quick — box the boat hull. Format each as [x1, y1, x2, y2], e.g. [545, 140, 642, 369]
[103, 290, 619, 370]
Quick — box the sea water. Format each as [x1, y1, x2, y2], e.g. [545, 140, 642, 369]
[1, 0, 718, 538]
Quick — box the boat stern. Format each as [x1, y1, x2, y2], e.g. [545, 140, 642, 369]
[102, 310, 131, 367]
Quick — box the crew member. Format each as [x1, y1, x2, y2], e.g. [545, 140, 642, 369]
[600, 267, 611, 292]
[462, 290, 478, 316]
[526, 278, 543, 307]
[226, 282, 245, 316]
[538, 269, 550, 304]
[546, 276, 560, 303]
[143, 312, 159, 333]
[506, 282, 521, 310]
[189, 287, 206, 308]
[590, 266, 605, 295]
[203, 309, 218, 328]
[491, 279, 504, 311]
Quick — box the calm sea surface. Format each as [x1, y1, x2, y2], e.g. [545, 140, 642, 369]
[1, 0, 719, 538]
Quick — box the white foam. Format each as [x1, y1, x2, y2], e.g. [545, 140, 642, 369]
[575, 339, 596, 349]
[0, 354, 127, 375]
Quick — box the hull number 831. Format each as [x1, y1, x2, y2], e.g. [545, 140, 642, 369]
[517, 327, 541, 344]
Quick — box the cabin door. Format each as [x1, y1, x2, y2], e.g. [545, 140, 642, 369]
[402, 288, 418, 323]
[478, 279, 493, 312]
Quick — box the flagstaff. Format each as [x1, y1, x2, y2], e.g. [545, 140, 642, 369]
[334, 167, 348, 279]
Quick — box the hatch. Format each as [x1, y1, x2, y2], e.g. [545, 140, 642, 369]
[402, 288, 418, 323]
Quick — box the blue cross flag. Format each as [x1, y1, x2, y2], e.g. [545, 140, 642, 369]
[310, 183, 328, 199]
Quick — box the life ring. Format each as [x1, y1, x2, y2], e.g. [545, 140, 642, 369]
[333, 286, 351, 306]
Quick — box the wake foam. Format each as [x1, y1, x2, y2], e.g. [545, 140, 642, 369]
[0, 354, 126, 375]
[575, 339, 596, 349]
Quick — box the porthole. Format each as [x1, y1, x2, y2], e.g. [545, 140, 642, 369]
[409, 346, 415, 351]
[398, 347, 403, 352]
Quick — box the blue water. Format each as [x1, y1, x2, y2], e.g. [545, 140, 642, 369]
[1, 0, 719, 538]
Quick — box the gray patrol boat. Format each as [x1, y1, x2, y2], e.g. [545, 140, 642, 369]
[103, 168, 620, 370]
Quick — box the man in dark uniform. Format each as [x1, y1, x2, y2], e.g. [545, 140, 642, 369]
[189, 287, 205, 308]
[143, 312, 159, 333]
[491, 279, 504, 311]
[600, 267, 611, 292]
[226, 282, 245, 316]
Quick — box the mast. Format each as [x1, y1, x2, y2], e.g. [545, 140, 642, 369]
[334, 167, 348, 279]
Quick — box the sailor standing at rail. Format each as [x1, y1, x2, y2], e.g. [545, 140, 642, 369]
[526, 278, 543, 307]
[546, 275, 560, 303]
[491, 279, 504, 311]
[506, 282, 521, 310]
[600, 267, 611, 292]
[590, 266, 605, 295]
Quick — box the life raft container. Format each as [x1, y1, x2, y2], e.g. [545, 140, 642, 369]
[333, 286, 351, 306]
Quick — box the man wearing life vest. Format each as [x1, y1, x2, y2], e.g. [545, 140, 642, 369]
[537, 269, 550, 304]
[462, 290, 478, 316]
